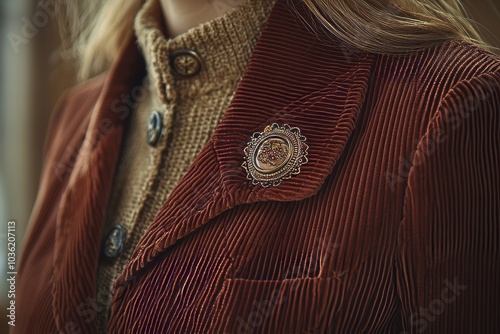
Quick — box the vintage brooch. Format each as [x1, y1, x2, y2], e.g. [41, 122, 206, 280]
[242, 123, 309, 187]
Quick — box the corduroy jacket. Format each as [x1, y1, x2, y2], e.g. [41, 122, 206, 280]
[14, 0, 500, 333]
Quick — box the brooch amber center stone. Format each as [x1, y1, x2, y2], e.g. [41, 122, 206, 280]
[242, 123, 308, 187]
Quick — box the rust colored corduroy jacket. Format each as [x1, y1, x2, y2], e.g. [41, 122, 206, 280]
[14, 1, 500, 333]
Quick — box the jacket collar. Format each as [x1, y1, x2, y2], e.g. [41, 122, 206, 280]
[53, 0, 374, 328]
[114, 0, 374, 289]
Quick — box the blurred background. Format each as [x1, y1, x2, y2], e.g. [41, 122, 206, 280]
[0, 0, 499, 332]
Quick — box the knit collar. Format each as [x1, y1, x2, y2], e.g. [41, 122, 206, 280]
[134, 0, 277, 104]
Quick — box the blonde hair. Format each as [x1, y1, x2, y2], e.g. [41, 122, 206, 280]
[58, 0, 143, 80]
[60, 0, 489, 81]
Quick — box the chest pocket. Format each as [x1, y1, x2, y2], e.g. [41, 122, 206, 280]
[212, 276, 341, 333]
[221, 199, 338, 281]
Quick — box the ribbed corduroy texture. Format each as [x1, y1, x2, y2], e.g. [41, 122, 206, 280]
[96, 0, 276, 330]
[14, 0, 500, 332]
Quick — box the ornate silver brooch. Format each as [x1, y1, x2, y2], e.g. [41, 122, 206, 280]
[242, 123, 309, 187]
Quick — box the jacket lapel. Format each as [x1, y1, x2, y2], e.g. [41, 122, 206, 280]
[114, 0, 374, 289]
[52, 34, 146, 332]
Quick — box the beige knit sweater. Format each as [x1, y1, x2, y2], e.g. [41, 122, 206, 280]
[95, 0, 276, 330]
